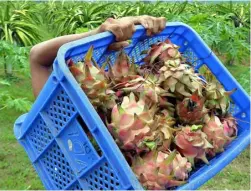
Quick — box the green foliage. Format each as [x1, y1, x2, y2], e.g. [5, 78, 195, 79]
[75, 27, 89, 34]
[107, 3, 136, 19]
[49, 2, 109, 35]
[0, 40, 31, 112]
[0, 91, 32, 112]
[182, 13, 250, 65]
[215, 2, 250, 28]
[0, 79, 10, 86]
[0, 41, 30, 76]
[226, 64, 250, 94]
[132, 1, 163, 17]
[0, 1, 41, 46]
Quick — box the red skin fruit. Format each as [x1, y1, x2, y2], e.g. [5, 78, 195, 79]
[176, 92, 207, 124]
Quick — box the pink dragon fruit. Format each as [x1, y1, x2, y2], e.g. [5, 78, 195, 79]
[107, 50, 141, 84]
[142, 39, 203, 98]
[174, 125, 213, 165]
[68, 46, 116, 109]
[203, 115, 236, 156]
[143, 39, 182, 66]
[176, 91, 208, 124]
[120, 74, 175, 109]
[132, 150, 192, 190]
[143, 109, 176, 152]
[107, 92, 156, 153]
[222, 115, 238, 138]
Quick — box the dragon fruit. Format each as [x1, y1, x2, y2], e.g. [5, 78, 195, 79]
[176, 91, 208, 124]
[108, 92, 156, 153]
[144, 109, 176, 151]
[203, 115, 236, 156]
[205, 82, 236, 115]
[174, 125, 213, 165]
[159, 62, 204, 97]
[141, 39, 203, 97]
[68, 46, 116, 109]
[222, 115, 238, 138]
[120, 74, 175, 108]
[143, 39, 182, 68]
[107, 50, 158, 102]
[132, 151, 192, 190]
[107, 50, 140, 84]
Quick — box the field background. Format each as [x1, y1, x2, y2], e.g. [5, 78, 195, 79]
[0, 0, 250, 190]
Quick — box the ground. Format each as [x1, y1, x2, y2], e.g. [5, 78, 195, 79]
[0, 63, 250, 190]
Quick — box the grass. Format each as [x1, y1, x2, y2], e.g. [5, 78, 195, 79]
[200, 148, 250, 190]
[0, 61, 250, 190]
[0, 74, 43, 189]
[226, 64, 250, 94]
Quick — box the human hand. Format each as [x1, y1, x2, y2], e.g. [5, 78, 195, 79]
[97, 15, 166, 50]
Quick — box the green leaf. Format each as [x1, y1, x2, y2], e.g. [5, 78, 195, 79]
[191, 125, 203, 131]
[5, 97, 32, 112]
[144, 141, 156, 150]
[164, 150, 176, 165]
[0, 90, 32, 112]
[188, 13, 209, 23]
[75, 27, 89, 34]
[0, 79, 11, 86]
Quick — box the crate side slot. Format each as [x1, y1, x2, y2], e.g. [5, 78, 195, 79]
[43, 85, 78, 135]
[55, 115, 101, 176]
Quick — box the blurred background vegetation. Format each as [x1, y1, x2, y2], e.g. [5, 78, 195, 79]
[0, 0, 250, 190]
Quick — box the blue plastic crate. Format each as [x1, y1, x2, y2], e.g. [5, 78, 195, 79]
[14, 22, 250, 190]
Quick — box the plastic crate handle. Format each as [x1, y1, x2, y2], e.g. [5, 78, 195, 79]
[14, 113, 28, 139]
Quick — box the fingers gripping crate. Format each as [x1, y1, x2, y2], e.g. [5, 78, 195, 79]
[14, 22, 250, 190]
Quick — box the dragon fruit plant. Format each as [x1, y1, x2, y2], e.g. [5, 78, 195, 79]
[67, 39, 238, 190]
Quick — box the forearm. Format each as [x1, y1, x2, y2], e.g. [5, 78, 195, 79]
[30, 29, 99, 67]
[30, 29, 99, 97]
[30, 63, 52, 97]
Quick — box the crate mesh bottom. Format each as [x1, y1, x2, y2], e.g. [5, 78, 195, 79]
[41, 143, 75, 189]
[229, 102, 241, 115]
[69, 182, 82, 190]
[28, 116, 53, 154]
[82, 160, 120, 190]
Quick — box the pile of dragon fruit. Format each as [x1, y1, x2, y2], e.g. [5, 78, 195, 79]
[67, 39, 238, 190]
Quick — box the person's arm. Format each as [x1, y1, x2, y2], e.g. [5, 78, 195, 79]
[30, 16, 166, 97]
[30, 30, 102, 97]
